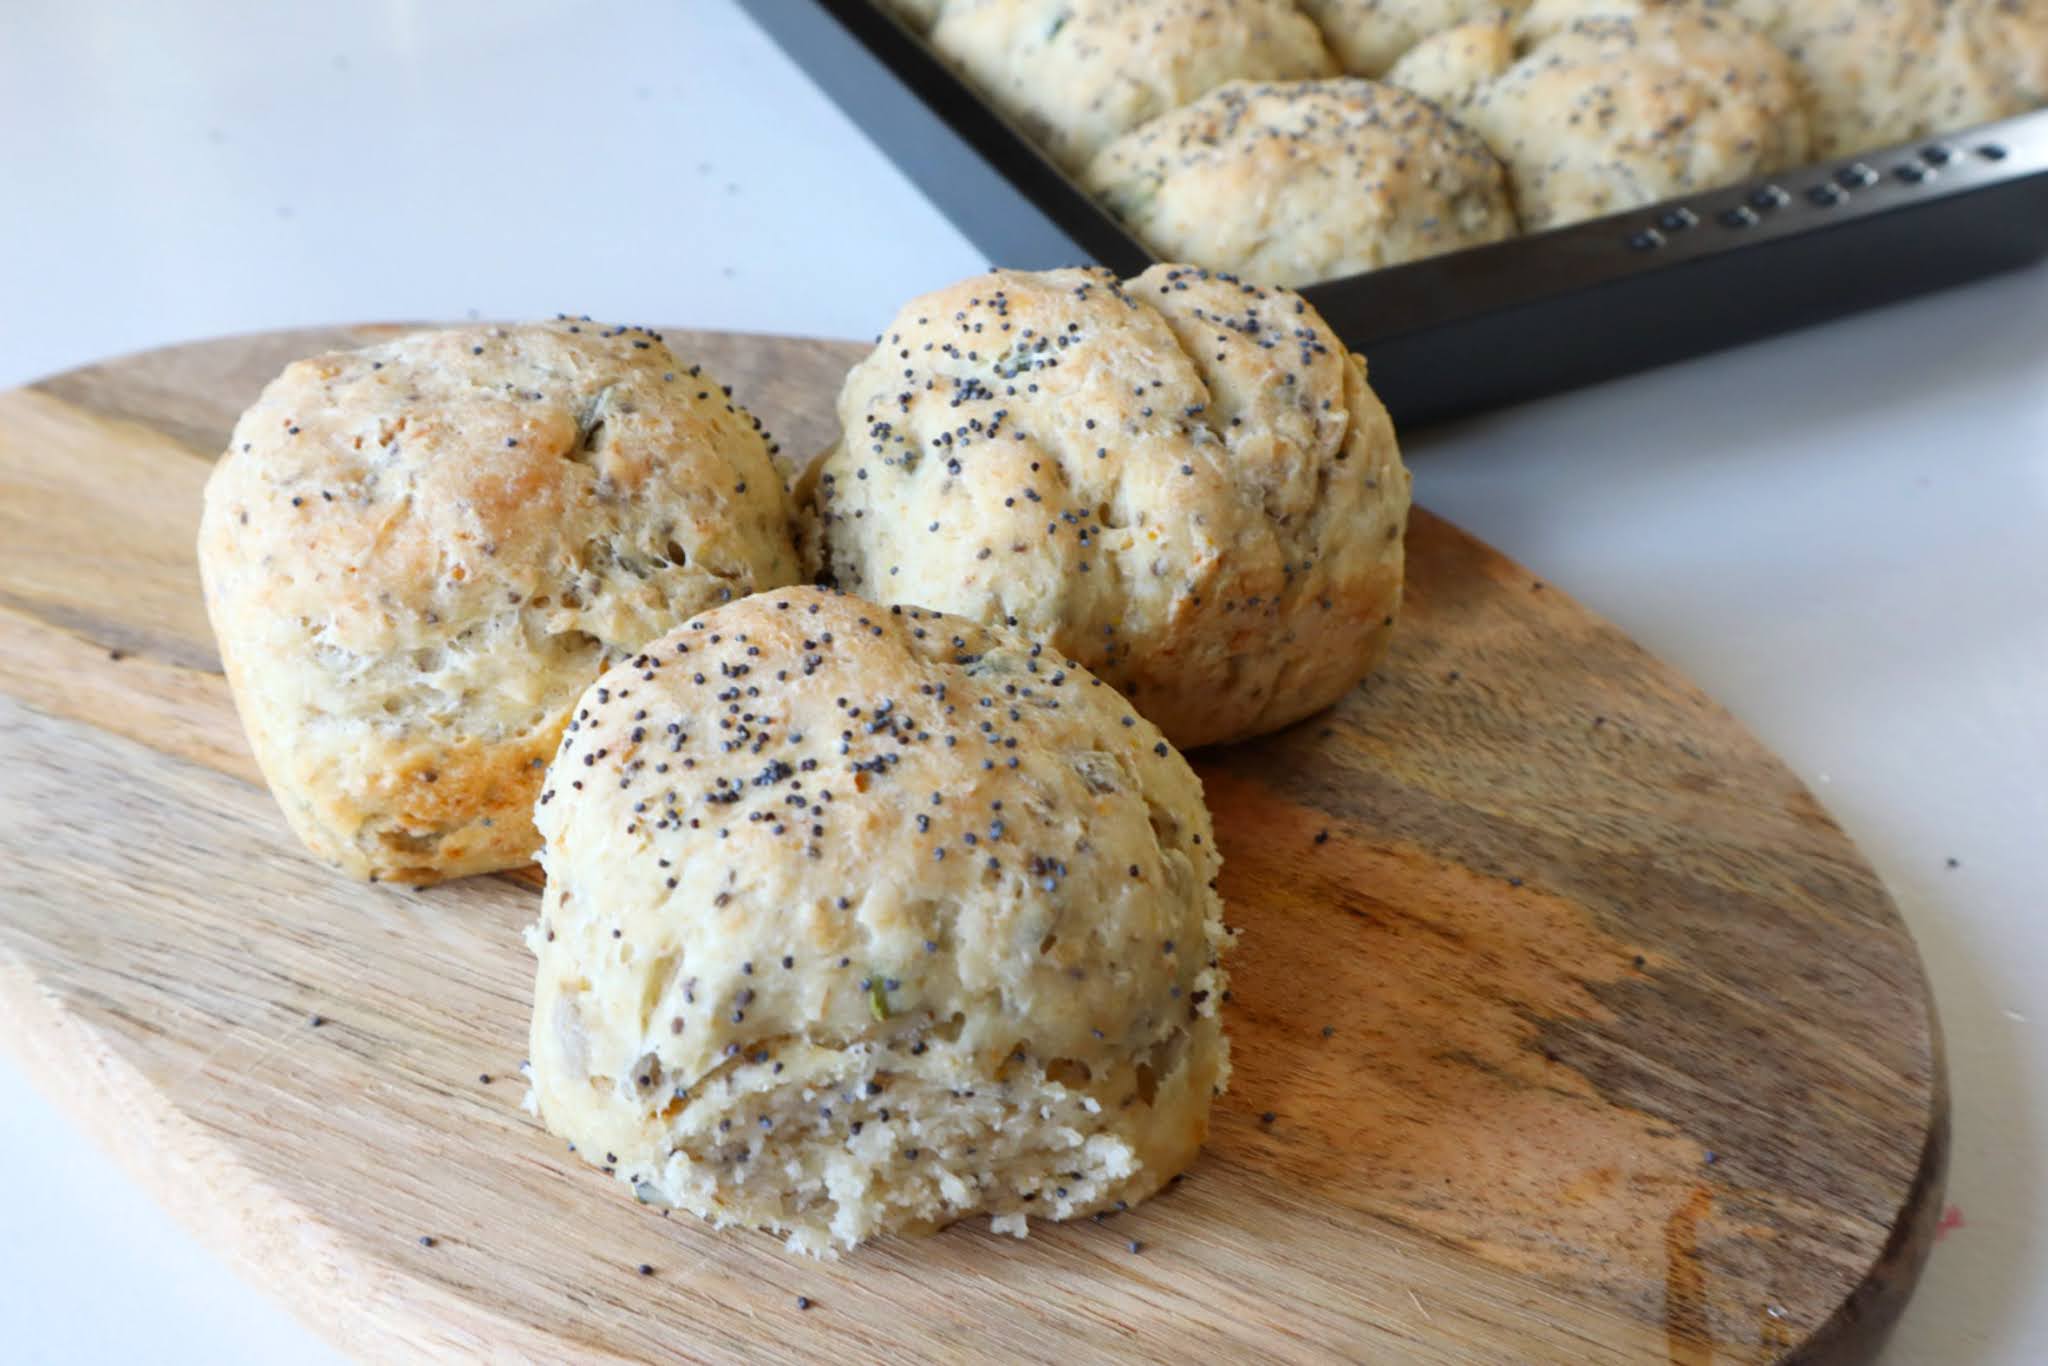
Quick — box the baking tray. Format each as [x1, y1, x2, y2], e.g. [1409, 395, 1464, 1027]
[740, 0, 2048, 426]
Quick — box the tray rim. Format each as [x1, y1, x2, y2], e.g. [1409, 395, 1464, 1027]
[744, 0, 2048, 426]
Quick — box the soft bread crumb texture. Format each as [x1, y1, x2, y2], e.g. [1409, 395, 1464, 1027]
[1084, 77, 1518, 286]
[526, 587, 1231, 1254]
[932, 0, 1337, 171]
[198, 321, 803, 883]
[805, 263, 1411, 751]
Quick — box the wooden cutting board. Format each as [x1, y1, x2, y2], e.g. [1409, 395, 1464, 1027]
[0, 327, 1944, 1364]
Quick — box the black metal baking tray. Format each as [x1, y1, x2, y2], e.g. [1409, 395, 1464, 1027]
[740, 0, 2048, 427]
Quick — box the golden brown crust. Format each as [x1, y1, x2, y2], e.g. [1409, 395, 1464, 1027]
[198, 321, 803, 883]
[806, 264, 1410, 750]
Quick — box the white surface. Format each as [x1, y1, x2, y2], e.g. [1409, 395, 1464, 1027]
[0, 1, 2041, 1361]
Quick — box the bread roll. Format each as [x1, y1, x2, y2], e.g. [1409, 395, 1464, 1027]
[932, 0, 1337, 170]
[805, 263, 1411, 750]
[1395, 8, 1807, 229]
[1721, 0, 2048, 158]
[1504, 1, 2045, 159]
[525, 586, 1231, 1253]
[1300, 0, 1531, 75]
[198, 321, 803, 883]
[1384, 14, 1518, 106]
[1084, 77, 1518, 285]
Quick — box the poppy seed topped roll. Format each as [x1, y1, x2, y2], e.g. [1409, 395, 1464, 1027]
[1389, 7, 1808, 229]
[1084, 77, 1518, 286]
[1300, 0, 1533, 75]
[1719, 0, 2048, 159]
[197, 321, 803, 883]
[525, 587, 1230, 1253]
[805, 263, 1411, 750]
[1512, 0, 2048, 159]
[932, 0, 1337, 170]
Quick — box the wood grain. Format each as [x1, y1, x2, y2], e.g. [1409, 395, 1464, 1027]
[0, 327, 1945, 1364]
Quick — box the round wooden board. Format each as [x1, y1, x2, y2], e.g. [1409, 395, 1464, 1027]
[0, 328, 1944, 1364]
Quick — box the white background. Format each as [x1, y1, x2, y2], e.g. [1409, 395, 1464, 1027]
[2, 2, 2043, 1361]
